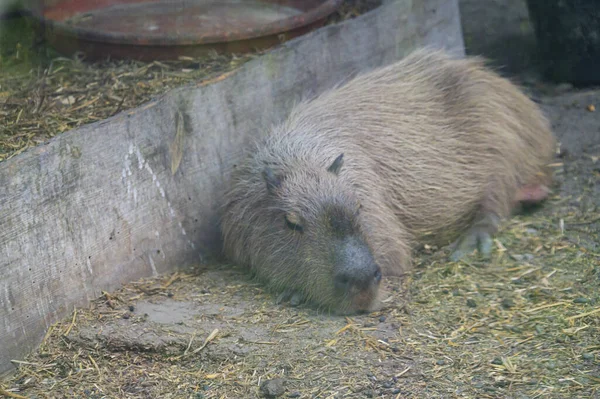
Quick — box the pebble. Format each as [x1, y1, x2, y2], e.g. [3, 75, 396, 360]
[260, 378, 285, 398]
[578, 377, 591, 385]
[287, 392, 301, 398]
[122, 313, 130, 319]
[466, 299, 477, 308]
[511, 253, 535, 261]
[436, 359, 446, 366]
[502, 298, 515, 309]
[573, 297, 590, 304]
[129, 305, 135, 312]
[379, 316, 387, 323]
[582, 353, 595, 361]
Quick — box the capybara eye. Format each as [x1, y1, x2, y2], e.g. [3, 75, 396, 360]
[374, 268, 382, 283]
[285, 213, 303, 233]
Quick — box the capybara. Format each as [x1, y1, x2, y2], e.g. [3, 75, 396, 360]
[220, 48, 556, 315]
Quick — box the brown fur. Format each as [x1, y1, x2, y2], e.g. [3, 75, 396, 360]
[220, 48, 556, 314]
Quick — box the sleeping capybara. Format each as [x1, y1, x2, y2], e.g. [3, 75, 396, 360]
[220, 48, 556, 315]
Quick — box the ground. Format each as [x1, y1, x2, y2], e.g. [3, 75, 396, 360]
[1, 1, 600, 399]
[1, 88, 599, 398]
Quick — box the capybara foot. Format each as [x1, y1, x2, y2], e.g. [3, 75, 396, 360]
[450, 212, 500, 262]
[276, 289, 304, 307]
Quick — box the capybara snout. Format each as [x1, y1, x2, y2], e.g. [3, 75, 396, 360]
[333, 237, 381, 295]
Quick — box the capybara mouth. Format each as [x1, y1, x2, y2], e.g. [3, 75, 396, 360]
[342, 286, 380, 315]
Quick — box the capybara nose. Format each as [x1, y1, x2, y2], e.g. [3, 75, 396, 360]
[334, 264, 382, 292]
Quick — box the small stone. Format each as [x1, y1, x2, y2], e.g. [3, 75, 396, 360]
[167, 292, 174, 298]
[573, 297, 590, 304]
[582, 353, 595, 361]
[122, 313, 130, 319]
[287, 392, 301, 398]
[502, 298, 515, 309]
[379, 316, 387, 323]
[129, 305, 135, 312]
[442, 289, 449, 294]
[555, 83, 573, 93]
[436, 359, 446, 366]
[391, 388, 401, 394]
[578, 377, 591, 385]
[466, 299, 477, 308]
[260, 378, 285, 398]
[546, 361, 556, 370]
[491, 357, 503, 365]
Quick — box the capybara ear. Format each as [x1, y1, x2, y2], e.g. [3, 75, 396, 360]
[262, 167, 282, 194]
[327, 153, 344, 175]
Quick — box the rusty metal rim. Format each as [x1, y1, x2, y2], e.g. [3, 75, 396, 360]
[32, 0, 344, 46]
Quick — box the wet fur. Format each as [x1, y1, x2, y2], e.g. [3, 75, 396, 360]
[220, 48, 556, 313]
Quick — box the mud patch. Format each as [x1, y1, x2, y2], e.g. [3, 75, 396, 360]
[135, 300, 200, 324]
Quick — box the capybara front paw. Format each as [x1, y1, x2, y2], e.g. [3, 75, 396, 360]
[275, 289, 304, 307]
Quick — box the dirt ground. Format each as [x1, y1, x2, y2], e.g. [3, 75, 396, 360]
[1, 86, 599, 399]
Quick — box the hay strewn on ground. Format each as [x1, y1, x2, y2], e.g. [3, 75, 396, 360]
[1, 156, 598, 399]
[0, 0, 382, 162]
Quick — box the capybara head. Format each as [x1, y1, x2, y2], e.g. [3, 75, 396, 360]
[222, 153, 382, 315]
